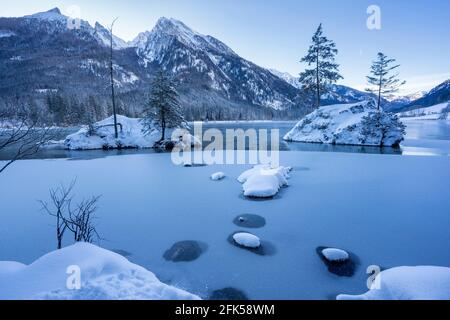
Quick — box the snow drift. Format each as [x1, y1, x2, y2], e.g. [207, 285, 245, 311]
[64, 115, 198, 150]
[284, 100, 406, 147]
[0, 243, 200, 300]
[337, 266, 450, 300]
[238, 165, 291, 198]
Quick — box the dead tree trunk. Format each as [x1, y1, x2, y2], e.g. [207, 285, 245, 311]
[109, 18, 119, 139]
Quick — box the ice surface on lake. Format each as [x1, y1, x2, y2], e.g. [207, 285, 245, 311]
[0, 150, 449, 299]
[337, 266, 450, 300]
[0, 243, 200, 300]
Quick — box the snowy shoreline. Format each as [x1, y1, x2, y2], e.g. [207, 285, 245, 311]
[0, 243, 200, 300]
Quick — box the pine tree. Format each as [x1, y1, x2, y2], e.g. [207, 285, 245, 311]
[366, 52, 406, 110]
[142, 70, 186, 141]
[299, 24, 342, 109]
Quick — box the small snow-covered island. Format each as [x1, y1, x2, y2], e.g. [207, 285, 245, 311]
[1, 3, 450, 303]
[63, 114, 199, 151]
[284, 100, 406, 147]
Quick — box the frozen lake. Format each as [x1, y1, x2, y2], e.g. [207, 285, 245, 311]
[0, 119, 449, 299]
[1, 119, 449, 161]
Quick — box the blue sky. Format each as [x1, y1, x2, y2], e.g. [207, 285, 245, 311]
[2, 0, 449, 95]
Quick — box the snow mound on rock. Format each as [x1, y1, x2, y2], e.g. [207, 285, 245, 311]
[210, 172, 226, 181]
[64, 115, 197, 150]
[233, 233, 261, 248]
[238, 165, 291, 198]
[284, 100, 406, 147]
[337, 266, 450, 300]
[322, 248, 349, 262]
[0, 243, 200, 300]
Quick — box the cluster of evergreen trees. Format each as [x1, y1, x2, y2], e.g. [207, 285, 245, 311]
[298, 24, 405, 110]
[299, 24, 405, 110]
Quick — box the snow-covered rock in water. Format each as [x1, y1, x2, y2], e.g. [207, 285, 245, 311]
[238, 165, 291, 198]
[211, 172, 226, 181]
[321, 248, 349, 262]
[64, 115, 197, 150]
[0, 243, 200, 300]
[337, 266, 450, 300]
[284, 100, 406, 147]
[233, 233, 261, 248]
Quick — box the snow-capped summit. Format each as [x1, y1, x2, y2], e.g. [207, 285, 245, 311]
[131, 17, 298, 110]
[269, 69, 301, 89]
[23, 7, 129, 49]
[94, 22, 130, 49]
[25, 7, 64, 21]
[133, 17, 237, 62]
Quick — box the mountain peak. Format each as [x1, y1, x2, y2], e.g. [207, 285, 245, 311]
[47, 7, 62, 14]
[94, 21, 106, 30]
[26, 7, 65, 21]
[153, 16, 199, 41]
[145, 17, 236, 56]
[156, 17, 190, 29]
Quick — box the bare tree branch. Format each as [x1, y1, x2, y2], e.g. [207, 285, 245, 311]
[1, 106, 57, 174]
[39, 180, 77, 249]
[39, 180, 102, 249]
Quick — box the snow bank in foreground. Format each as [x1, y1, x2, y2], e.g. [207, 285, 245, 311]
[64, 115, 198, 150]
[0, 243, 200, 300]
[284, 101, 405, 147]
[238, 165, 291, 198]
[337, 266, 450, 300]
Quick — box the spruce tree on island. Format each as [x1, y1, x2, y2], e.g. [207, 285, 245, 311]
[299, 24, 343, 109]
[366, 52, 406, 110]
[142, 70, 186, 142]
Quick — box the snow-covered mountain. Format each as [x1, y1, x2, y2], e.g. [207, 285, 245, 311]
[384, 91, 426, 112]
[269, 69, 301, 89]
[0, 7, 400, 121]
[405, 80, 450, 110]
[0, 9, 302, 120]
[131, 17, 299, 110]
[93, 22, 130, 49]
[269, 69, 378, 105]
[22, 8, 129, 49]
